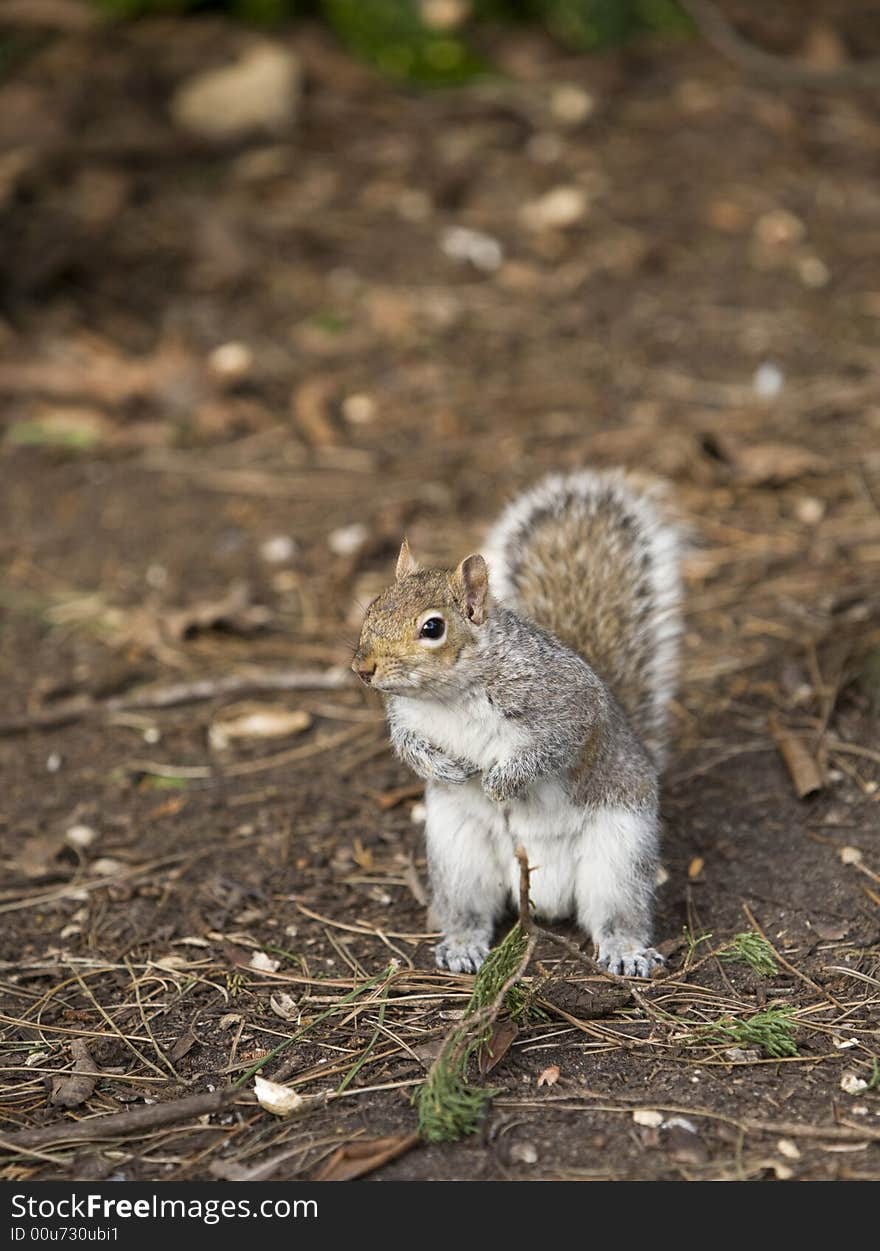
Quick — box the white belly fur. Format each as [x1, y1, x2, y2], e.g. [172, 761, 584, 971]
[392, 693, 529, 772]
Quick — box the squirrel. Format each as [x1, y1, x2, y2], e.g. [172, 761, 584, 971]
[352, 469, 682, 978]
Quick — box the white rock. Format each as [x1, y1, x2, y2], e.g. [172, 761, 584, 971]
[342, 393, 377, 425]
[777, 1138, 801, 1159]
[260, 535, 296, 564]
[753, 361, 784, 398]
[249, 951, 281, 974]
[633, 1109, 663, 1128]
[520, 185, 588, 231]
[550, 84, 595, 125]
[208, 341, 253, 382]
[441, 226, 503, 273]
[91, 858, 124, 876]
[839, 846, 863, 865]
[410, 802, 427, 824]
[798, 256, 831, 288]
[329, 523, 369, 557]
[65, 824, 97, 850]
[254, 1075, 304, 1117]
[171, 43, 301, 141]
[840, 1072, 869, 1095]
[46, 752, 62, 772]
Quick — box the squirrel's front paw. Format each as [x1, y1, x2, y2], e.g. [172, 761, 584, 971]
[430, 754, 477, 785]
[482, 763, 522, 805]
[597, 940, 664, 979]
[435, 935, 490, 975]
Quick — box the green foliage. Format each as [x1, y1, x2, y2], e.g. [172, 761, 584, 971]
[418, 921, 536, 1143]
[89, 1, 692, 79]
[717, 931, 778, 977]
[701, 1007, 799, 1059]
[322, 0, 487, 85]
[682, 925, 712, 960]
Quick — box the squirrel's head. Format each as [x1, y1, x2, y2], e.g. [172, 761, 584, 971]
[352, 539, 489, 695]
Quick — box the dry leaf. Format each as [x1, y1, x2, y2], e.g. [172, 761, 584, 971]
[313, 1131, 420, 1182]
[168, 1030, 197, 1063]
[713, 435, 823, 485]
[254, 1075, 304, 1117]
[537, 1065, 560, 1087]
[769, 714, 824, 798]
[218, 1013, 243, 1030]
[269, 993, 300, 1022]
[477, 1017, 518, 1075]
[687, 856, 704, 880]
[50, 1039, 98, 1108]
[209, 703, 311, 750]
[165, 582, 270, 642]
[10, 832, 66, 880]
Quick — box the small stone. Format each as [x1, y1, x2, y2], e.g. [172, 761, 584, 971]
[208, 341, 253, 382]
[838, 846, 863, 865]
[753, 361, 785, 398]
[795, 496, 825, 525]
[91, 858, 123, 876]
[419, 0, 470, 30]
[441, 226, 503, 273]
[754, 209, 806, 247]
[550, 84, 595, 125]
[254, 1075, 304, 1117]
[797, 255, 831, 288]
[250, 951, 281, 974]
[633, 1109, 663, 1128]
[655, 864, 670, 886]
[329, 523, 369, 557]
[46, 752, 62, 773]
[342, 394, 376, 425]
[777, 1138, 801, 1160]
[840, 1072, 868, 1095]
[509, 1140, 539, 1165]
[171, 43, 301, 141]
[520, 185, 588, 231]
[410, 802, 427, 824]
[65, 824, 97, 850]
[260, 535, 296, 564]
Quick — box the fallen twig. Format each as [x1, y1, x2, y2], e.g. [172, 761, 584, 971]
[0, 1087, 245, 1152]
[679, 0, 880, 89]
[0, 668, 355, 737]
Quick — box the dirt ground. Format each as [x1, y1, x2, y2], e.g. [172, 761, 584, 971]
[1, 5, 879, 1182]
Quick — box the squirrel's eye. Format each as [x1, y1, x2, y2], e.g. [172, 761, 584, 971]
[419, 617, 445, 641]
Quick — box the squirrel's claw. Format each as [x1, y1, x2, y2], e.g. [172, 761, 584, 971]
[597, 942, 665, 979]
[435, 936, 490, 974]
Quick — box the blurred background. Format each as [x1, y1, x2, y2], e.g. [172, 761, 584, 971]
[2, 1, 880, 1181]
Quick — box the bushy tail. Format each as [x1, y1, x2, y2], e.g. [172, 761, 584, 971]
[485, 470, 682, 767]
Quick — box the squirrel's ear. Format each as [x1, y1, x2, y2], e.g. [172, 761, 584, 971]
[452, 554, 489, 625]
[396, 537, 420, 581]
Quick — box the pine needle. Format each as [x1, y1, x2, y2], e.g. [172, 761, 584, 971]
[700, 1006, 798, 1058]
[717, 931, 778, 976]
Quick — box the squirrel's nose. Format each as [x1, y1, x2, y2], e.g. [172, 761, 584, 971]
[353, 658, 376, 685]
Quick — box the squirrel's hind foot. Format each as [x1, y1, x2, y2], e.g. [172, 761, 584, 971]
[435, 934, 490, 975]
[597, 941, 664, 979]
